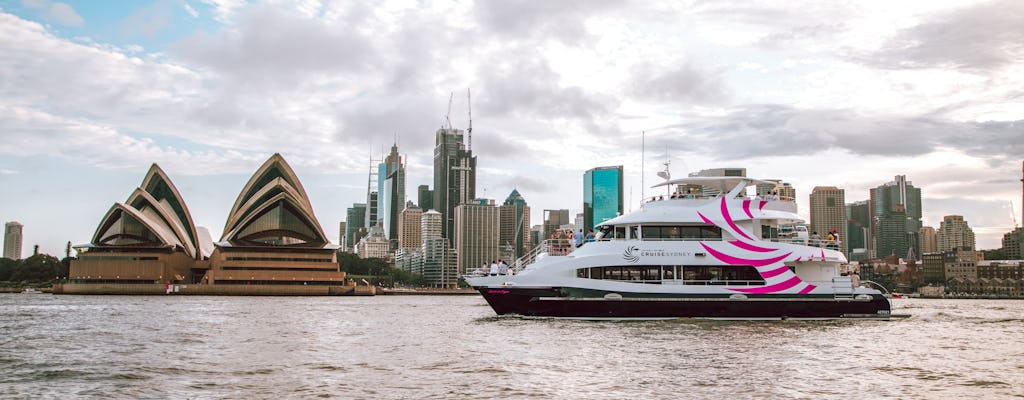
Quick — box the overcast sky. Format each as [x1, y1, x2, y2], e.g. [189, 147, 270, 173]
[1, 0, 1022, 257]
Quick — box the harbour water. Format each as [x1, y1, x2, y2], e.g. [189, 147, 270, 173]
[1, 294, 1022, 399]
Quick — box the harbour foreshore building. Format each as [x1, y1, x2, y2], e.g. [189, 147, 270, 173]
[4, 221, 23, 260]
[206, 154, 345, 285]
[936, 215, 975, 252]
[67, 155, 347, 294]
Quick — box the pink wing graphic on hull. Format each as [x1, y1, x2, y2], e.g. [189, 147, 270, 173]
[696, 196, 818, 295]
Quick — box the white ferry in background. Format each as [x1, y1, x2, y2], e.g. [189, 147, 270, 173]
[466, 174, 896, 320]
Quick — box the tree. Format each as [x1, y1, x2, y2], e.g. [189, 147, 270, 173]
[11, 254, 63, 282]
[0, 257, 17, 281]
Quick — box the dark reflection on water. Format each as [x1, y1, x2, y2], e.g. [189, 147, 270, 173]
[1, 295, 1022, 399]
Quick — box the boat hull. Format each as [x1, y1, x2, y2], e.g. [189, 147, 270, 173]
[476, 287, 893, 320]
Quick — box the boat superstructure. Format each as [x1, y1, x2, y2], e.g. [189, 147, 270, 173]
[465, 176, 894, 320]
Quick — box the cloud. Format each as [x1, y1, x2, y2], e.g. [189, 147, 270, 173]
[653, 104, 1024, 160]
[183, 3, 199, 18]
[20, 0, 83, 26]
[473, 0, 622, 45]
[629, 60, 731, 104]
[173, 4, 377, 82]
[857, 0, 1024, 71]
[0, 169, 18, 175]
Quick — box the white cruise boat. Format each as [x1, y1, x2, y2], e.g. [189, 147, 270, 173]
[466, 176, 894, 320]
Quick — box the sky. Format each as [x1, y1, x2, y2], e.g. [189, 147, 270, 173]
[1, 0, 1022, 257]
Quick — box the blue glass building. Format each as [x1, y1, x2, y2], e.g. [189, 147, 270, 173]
[583, 166, 624, 233]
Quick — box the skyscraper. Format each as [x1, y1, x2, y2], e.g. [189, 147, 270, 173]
[936, 215, 975, 252]
[499, 189, 531, 260]
[583, 166, 624, 233]
[870, 175, 923, 259]
[420, 209, 455, 287]
[398, 206, 423, 250]
[379, 143, 406, 243]
[846, 200, 871, 260]
[919, 226, 937, 254]
[454, 199, 499, 273]
[345, 203, 367, 252]
[417, 184, 433, 212]
[433, 128, 476, 240]
[809, 186, 847, 254]
[543, 209, 570, 241]
[4, 221, 23, 260]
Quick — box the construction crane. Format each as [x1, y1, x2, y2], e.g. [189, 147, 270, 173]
[444, 92, 454, 130]
[467, 88, 472, 151]
[1012, 201, 1019, 229]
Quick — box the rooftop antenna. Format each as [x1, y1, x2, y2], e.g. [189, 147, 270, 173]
[656, 147, 671, 196]
[467, 88, 473, 152]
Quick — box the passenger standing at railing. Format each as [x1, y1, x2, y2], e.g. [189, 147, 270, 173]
[811, 231, 821, 247]
[498, 260, 508, 275]
[575, 229, 584, 248]
[585, 229, 595, 243]
[826, 231, 837, 250]
[489, 260, 499, 276]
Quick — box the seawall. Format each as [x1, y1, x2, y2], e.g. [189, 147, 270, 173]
[53, 283, 377, 296]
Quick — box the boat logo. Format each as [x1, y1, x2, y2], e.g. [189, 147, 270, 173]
[487, 289, 510, 294]
[622, 246, 640, 263]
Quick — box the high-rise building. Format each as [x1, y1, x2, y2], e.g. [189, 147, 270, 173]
[870, 175, 923, 259]
[345, 203, 367, 252]
[366, 191, 378, 229]
[378, 143, 406, 243]
[809, 186, 847, 254]
[417, 185, 433, 213]
[583, 166, 624, 232]
[756, 180, 796, 200]
[454, 199, 499, 273]
[936, 215, 975, 252]
[1004, 228, 1024, 260]
[421, 237, 458, 288]
[499, 189, 531, 260]
[338, 221, 346, 249]
[422, 209, 442, 241]
[846, 201, 871, 261]
[4, 221, 23, 260]
[542, 209, 570, 241]
[919, 226, 937, 254]
[398, 206, 423, 250]
[433, 128, 477, 240]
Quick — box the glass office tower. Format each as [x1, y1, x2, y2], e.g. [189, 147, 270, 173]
[583, 166, 624, 233]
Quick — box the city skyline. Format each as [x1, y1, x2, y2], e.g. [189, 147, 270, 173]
[1, 1, 1023, 256]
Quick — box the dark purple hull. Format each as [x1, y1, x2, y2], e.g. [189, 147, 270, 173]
[476, 287, 892, 319]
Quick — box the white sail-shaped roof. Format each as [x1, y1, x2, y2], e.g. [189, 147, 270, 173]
[220, 154, 328, 248]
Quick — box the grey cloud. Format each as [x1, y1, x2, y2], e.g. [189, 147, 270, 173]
[476, 54, 617, 124]
[498, 176, 552, 195]
[173, 4, 378, 80]
[473, 0, 622, 45]
[857, 0, 1024, 71]
[656, 104, 1024, 160]
[630, 61, 731, 104]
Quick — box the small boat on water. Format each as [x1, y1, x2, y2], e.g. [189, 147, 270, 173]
[466, 175, 899, 320]
[21, 288, 42, 294]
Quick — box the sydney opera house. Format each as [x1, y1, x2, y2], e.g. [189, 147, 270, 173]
[62, 154, 351, 295]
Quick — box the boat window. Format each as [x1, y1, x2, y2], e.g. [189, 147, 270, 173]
[637, 225, 723, 240]
[629, 226, 639, 240]
[575, 265, 765, 285]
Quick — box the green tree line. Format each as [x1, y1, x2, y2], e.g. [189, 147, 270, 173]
[335, 252, 425, 287]
[0, 254, 69, 285]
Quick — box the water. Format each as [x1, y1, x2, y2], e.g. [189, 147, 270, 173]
[1, 294, 1022, 399]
